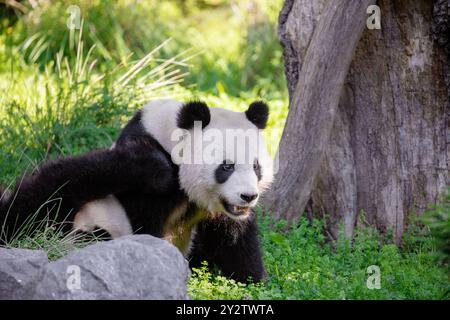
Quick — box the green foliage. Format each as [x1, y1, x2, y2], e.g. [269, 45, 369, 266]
[0, 0, 287, 182]
[188, 261, 261, 300]
[6, 0, 286, 96]
[0, 32, 189, 181]
[188, 215, 450, 300]
[422, 188, 450, 269]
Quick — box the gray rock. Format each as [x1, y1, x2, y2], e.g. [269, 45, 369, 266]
[0, 248, 48, 299]
[26, 235, 190, 300]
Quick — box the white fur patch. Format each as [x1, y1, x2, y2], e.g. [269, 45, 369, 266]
[140, 99, 184, 154]
[73, 195, 132, 238]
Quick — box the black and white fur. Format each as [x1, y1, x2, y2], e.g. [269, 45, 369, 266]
[0, 99, 273, 282]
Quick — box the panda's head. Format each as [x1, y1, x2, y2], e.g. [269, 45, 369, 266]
[174, 101, 273, 221]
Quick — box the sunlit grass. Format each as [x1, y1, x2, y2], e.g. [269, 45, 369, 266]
[2, 212, 106, 261]
[0, 25, 194, 181]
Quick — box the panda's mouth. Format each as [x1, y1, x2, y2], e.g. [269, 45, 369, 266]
[220, 199, 251, 217]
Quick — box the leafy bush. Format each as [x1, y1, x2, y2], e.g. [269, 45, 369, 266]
[188, 262, 261, 300]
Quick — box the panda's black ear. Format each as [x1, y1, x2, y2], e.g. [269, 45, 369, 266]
[177, 101, 211, 130]
[245, 101, 269, 129]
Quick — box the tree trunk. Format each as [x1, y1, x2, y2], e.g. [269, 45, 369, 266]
[265, 0, 449, 242]
[263, 0, 375, 221]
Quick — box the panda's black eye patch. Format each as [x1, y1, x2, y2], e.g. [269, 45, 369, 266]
[215, 160, 235, 184]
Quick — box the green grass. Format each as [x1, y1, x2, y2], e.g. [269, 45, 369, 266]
[4, 0, 286, 96]
[187, 214, 449, 300]
[1, 0, 449, 300]
[4, 219, 100, 261]
[0, 0, 288, 182]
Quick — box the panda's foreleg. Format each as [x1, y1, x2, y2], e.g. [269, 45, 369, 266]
[0, 145, 176, 243]
[189, 214, 266, 283]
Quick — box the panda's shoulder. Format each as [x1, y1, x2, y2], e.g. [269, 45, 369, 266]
[117, 110, 145, 140]
[139, 99, 184, 153]
[115, 99, 183, 155]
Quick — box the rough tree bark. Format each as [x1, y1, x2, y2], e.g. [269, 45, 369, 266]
[263, 0, 375, 223]
[265, 0, 449, 242]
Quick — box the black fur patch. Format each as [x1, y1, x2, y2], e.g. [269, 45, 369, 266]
[115, 110, 145, 145]
[215, 163, 234, 184]
[245, 101, 269, 129]
[177, 101, 211, 130]
[254, 160, 262, 181]
[189, 212, 267, 283]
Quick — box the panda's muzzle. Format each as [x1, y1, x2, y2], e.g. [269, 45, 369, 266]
[220, 199, 251, 217]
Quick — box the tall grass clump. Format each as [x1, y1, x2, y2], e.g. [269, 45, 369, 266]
[7, 0, 287, 97]
[0, 25, 191, 182]
[2, 211, 101, 261]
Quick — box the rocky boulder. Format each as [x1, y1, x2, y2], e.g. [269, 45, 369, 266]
[1, 235, 190, 300]
[0, 248, 48, 299]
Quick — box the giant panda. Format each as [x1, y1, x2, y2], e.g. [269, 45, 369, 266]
[0, 99, 273, 282]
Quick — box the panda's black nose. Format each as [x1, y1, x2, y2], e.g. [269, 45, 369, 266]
[240, 193, 258, 203]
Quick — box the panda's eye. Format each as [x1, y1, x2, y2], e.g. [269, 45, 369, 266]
[253, 160, 260, 170]
[221, 161, 234, 172]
